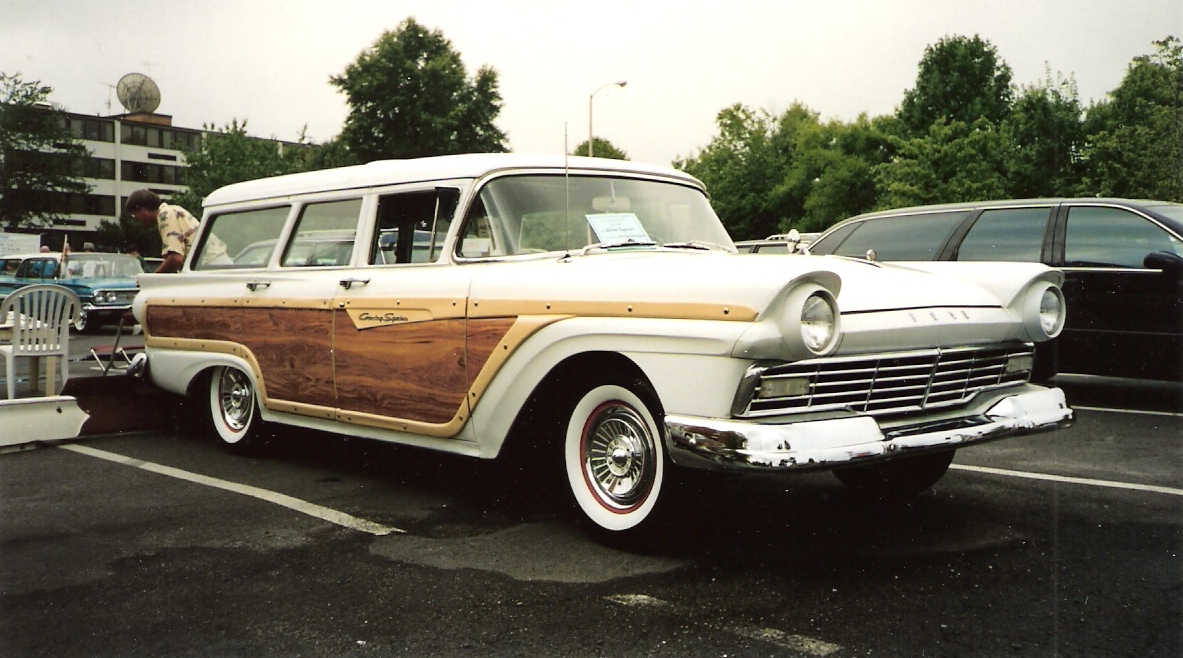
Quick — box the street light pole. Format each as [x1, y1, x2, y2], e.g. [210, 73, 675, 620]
[588, 80, 627, 157]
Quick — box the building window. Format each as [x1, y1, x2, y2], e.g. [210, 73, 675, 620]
[82, 157, 116, 180]
[121, 160, 186, 185]
[120, 124, 201, 151]
[68, 117, 115, 143]
[46, 192, 117, 217]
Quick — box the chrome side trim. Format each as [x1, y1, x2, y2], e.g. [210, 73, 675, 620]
[667, 385, 1072, 472]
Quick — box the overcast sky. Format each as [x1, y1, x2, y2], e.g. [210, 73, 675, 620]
[4, 0, 1180, 165]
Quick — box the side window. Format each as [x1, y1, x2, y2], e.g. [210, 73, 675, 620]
[281, 199, 362, 268]
[458, 195, 505, 258]
[955, 207, 1050, 262]
[828, 212, 967, 260]
[369, 189, 458, 265]
[1064, 206, 1183, 268]
[195, 206, 290, 270]
[22, 259, 57, 279]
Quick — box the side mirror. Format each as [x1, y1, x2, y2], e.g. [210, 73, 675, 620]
[1143, 251, 1183, 276]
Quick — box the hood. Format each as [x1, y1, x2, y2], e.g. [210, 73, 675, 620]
[466, 251, 1006, 318]
[64, 276, 139, 291]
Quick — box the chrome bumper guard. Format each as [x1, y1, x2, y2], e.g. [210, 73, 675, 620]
[665, 385, 1072, 472]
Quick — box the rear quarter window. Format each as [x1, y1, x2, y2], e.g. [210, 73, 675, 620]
[955, 207, 1051, 262]
[195, 206, 291, 270]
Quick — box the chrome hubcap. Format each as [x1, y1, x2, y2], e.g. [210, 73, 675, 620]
[219, 369, 253, 432]
[583, 403, 655, 510]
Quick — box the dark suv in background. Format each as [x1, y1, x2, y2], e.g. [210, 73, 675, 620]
[808, 199, 1183, 382]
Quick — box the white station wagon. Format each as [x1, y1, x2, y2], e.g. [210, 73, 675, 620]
[133, 154, 1073, 542]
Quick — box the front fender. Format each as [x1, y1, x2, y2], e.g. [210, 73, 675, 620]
[467, 315, 754, 458]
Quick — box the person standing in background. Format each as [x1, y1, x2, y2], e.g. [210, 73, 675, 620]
[125, 189, 230, 272]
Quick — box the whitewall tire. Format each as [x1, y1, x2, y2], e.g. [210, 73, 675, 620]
[563, 383, 666, 537]
[208, 365, 265, 451]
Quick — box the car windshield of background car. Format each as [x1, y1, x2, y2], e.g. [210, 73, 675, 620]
[61, 253, 144, 279]
[456, 175, 733, 258]
[825, 211, 967, 260]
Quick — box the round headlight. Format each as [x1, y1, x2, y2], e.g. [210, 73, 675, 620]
[1039, 288, 1062, 335]
[1022, 282, 1065, 341]
[801, 293, 836, 353]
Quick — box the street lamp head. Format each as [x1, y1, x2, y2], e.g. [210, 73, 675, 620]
[589, 80, 629, 158]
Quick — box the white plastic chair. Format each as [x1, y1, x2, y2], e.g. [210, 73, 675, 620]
[1, 284, 80, 399]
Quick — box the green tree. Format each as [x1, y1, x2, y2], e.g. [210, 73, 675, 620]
[571, 137, 628, 160]
[1080, 36, 1183, 201]
[0, 73, 90, 230]
[874, 117, 1011, 209]
[774, 110, 893, 233]
[330, 18, 508, 162]
[1002, 72, 1086, 198]
[169, 119, 313, 214]
[898, 35, 1014, 137]
[675, 104, 790, 239]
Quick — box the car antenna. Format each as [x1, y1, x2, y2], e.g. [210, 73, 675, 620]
[562, 123, 572, 260]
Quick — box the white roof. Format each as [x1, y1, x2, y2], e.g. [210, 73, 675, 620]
[203, 153, 703, 208]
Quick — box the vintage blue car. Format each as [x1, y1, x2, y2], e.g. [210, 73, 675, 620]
[0, 251, 141, 332]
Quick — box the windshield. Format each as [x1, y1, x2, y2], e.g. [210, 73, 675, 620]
[455, 174, 734, 258]
[60, 253, 143, 279]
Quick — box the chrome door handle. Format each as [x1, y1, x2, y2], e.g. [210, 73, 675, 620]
[339, 278, 371, 290]
[246, 281, 271, 291]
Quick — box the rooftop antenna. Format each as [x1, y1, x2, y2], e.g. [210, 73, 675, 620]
[99, 81, 114, 114]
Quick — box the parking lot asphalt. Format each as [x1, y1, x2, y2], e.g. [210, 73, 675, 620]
[1, 324, 1181, 656]
[1, 389, 1179, 657]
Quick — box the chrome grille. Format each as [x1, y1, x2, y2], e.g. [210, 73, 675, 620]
[742, 344, 1033, 418]
[91, 289, 138, 306]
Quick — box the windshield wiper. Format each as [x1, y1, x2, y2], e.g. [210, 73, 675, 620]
[578, 240, 658, 255]
[661, 240, 730, 252]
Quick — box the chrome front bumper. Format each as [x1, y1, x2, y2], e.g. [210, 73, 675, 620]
[665, 384, 1072, 472]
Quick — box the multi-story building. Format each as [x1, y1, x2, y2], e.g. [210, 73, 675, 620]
[51, 110, 201, 239]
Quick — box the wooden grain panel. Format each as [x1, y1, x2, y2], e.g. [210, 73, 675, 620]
[465, 318, 517, 391]
[333, 316, 468, 424]
[238, 307, 334, 407]
[146, 305, 241, 342]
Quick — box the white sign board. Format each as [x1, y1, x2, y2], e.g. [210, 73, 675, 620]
[0, 234, 40, 257]
[585, 213, 652, 245]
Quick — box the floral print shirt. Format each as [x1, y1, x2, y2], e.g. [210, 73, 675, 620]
[156, 203, 228, 263]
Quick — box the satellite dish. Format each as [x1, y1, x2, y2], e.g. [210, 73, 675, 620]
[116, 73, 161, 114]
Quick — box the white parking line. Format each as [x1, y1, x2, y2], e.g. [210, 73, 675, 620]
[606, 594, 841, 656]
[1072, 405, 1183, 418]
[951, 464, 1183, 497]
[59, 444, 402, 536]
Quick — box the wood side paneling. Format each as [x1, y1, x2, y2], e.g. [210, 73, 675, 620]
[333, 316, 468, 424]
[147, 306, 241, 342]
[239, 307, 334, 406]
[465, 318, 517, 390]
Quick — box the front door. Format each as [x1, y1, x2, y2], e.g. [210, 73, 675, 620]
[1057, 205, 1183, 380]
[329, 188, 485, 433]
